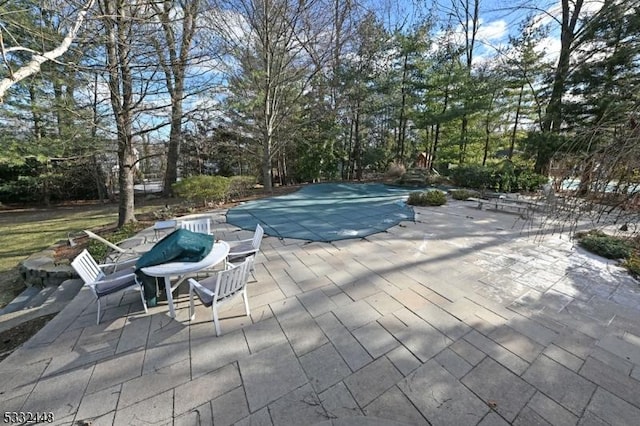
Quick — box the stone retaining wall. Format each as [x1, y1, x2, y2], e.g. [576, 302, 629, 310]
[18, 243, 77, 287]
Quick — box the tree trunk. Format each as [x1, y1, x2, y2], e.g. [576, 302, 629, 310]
[92, 154, 107, 202]
[577, 156, 594, 197]
[539, 0, 584, 173]
[354, 103, 362, 181]
[458, 0, 479, 166]
[460, 116, 468, 164]
[163, 97, 182, 196]
[156, 0, 199, 197]
[431, 79, 450, 173]
[509, 85, 524, 160]
[118, 137, 137, 226]
[101, 0, 136, 226]
[346, 119, 354, 180]
[482, 116, 490, 166]
[397, 53, 409, 163]
[29, 85, 42, 139]
[262, 137, 272, 192]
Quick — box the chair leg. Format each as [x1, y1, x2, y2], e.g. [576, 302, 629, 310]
[212, 306, 221, 336]
[139, 287, 148, 314]
[96, 298, 101, 325]
[243, 289, 250, 317]
[189, 287, 196, 321]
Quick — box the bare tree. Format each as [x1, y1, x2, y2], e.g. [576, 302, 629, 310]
[150, 0, 201, 197]
[205, 0, 328, 191]
[0, 0, 96, 103]
[97, 0, 165, 225]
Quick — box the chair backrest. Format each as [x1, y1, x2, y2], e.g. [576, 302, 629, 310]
[84, 230, 126, 253]
[180, 218, 211, 235]
[71, 249, 105, 284]
[252, 224, 264, 250]
[215, 256, 254, 301]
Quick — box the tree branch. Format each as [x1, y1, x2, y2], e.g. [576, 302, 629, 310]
[0, 0, 96, 103]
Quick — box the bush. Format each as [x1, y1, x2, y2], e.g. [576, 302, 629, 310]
[449, 163, 547, 193]
[450, 189, 479, 200]
[228, 175, 256, 199]
[172, 175, 230, 206]
[87, 223, 142, 262]
[426, 175, 452, 186]
[515, 170, 548, 192]
[449, 165, 493, 190]
[407, 190, 447, 206]
[386, 161, 406, 179]
[576, 230, 633, 259]
[622, 253, 640, 279]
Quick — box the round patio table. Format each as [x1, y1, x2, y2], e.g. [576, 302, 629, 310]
[141, 240, 230, 318]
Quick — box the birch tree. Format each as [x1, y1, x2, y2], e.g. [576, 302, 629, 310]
[0, 0, 95, 103]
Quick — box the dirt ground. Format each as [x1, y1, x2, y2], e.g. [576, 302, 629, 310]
[0, 185, 302, 361]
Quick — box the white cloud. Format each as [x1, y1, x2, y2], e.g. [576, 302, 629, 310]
[477, 19, 508, 43]
[535, 35, 561, 63]
[532, 0, 605, 29]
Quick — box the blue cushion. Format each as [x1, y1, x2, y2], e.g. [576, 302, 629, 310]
[94, 274, 138, 297]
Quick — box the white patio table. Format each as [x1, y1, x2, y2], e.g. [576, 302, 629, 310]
[141, 240, 230, 318]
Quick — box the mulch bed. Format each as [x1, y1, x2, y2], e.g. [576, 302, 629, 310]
[0, 313, 57, 362]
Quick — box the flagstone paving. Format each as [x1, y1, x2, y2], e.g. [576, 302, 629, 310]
[2, 200, 640, 425]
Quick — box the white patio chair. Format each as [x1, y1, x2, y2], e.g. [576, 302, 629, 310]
[71, 249, 148, 324]
[227, 224, 264, 263]
[83, 229, 142, 264]
[188, 256, 254, 336]
[179, 218, 212, 235]
[152, 219, 177, 241]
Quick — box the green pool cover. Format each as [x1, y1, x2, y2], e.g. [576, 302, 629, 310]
[226, 183, 416, 242]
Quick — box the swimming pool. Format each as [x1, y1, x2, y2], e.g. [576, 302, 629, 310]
[226, 183, 416, 242]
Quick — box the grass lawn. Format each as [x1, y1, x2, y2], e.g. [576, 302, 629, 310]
[0, 199, 167, 308]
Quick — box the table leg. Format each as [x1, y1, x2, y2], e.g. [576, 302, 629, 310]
[164, 276, 175, 318]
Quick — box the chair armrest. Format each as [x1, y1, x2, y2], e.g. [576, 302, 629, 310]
[228, 237, 253, 246]
[228, 240, 257, 257]
[91, 273, 139, 297]
[228, 248, 257, 257]
[98, 257, 139, 273]
[187, 278, 215, 297]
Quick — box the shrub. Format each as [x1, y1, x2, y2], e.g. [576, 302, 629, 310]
[426, 174, 452, 186]
[386, 161, 406, 179]
[449, 165, 493, 190]
[515, 170, 548, 192]
[87, 223, 142, 262]
[228, 175, 256, 199]
[622, 253, 640, 279]
[576, 230, 633, 259]
[449, 163, 547, 193]
[407, 190, 447, 206]
[450, 189, 479, 200]
[172, 175, 230, 206]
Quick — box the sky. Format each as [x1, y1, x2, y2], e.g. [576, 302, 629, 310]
[370, 0, 606, 65]
[82, 0, 608, 143]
